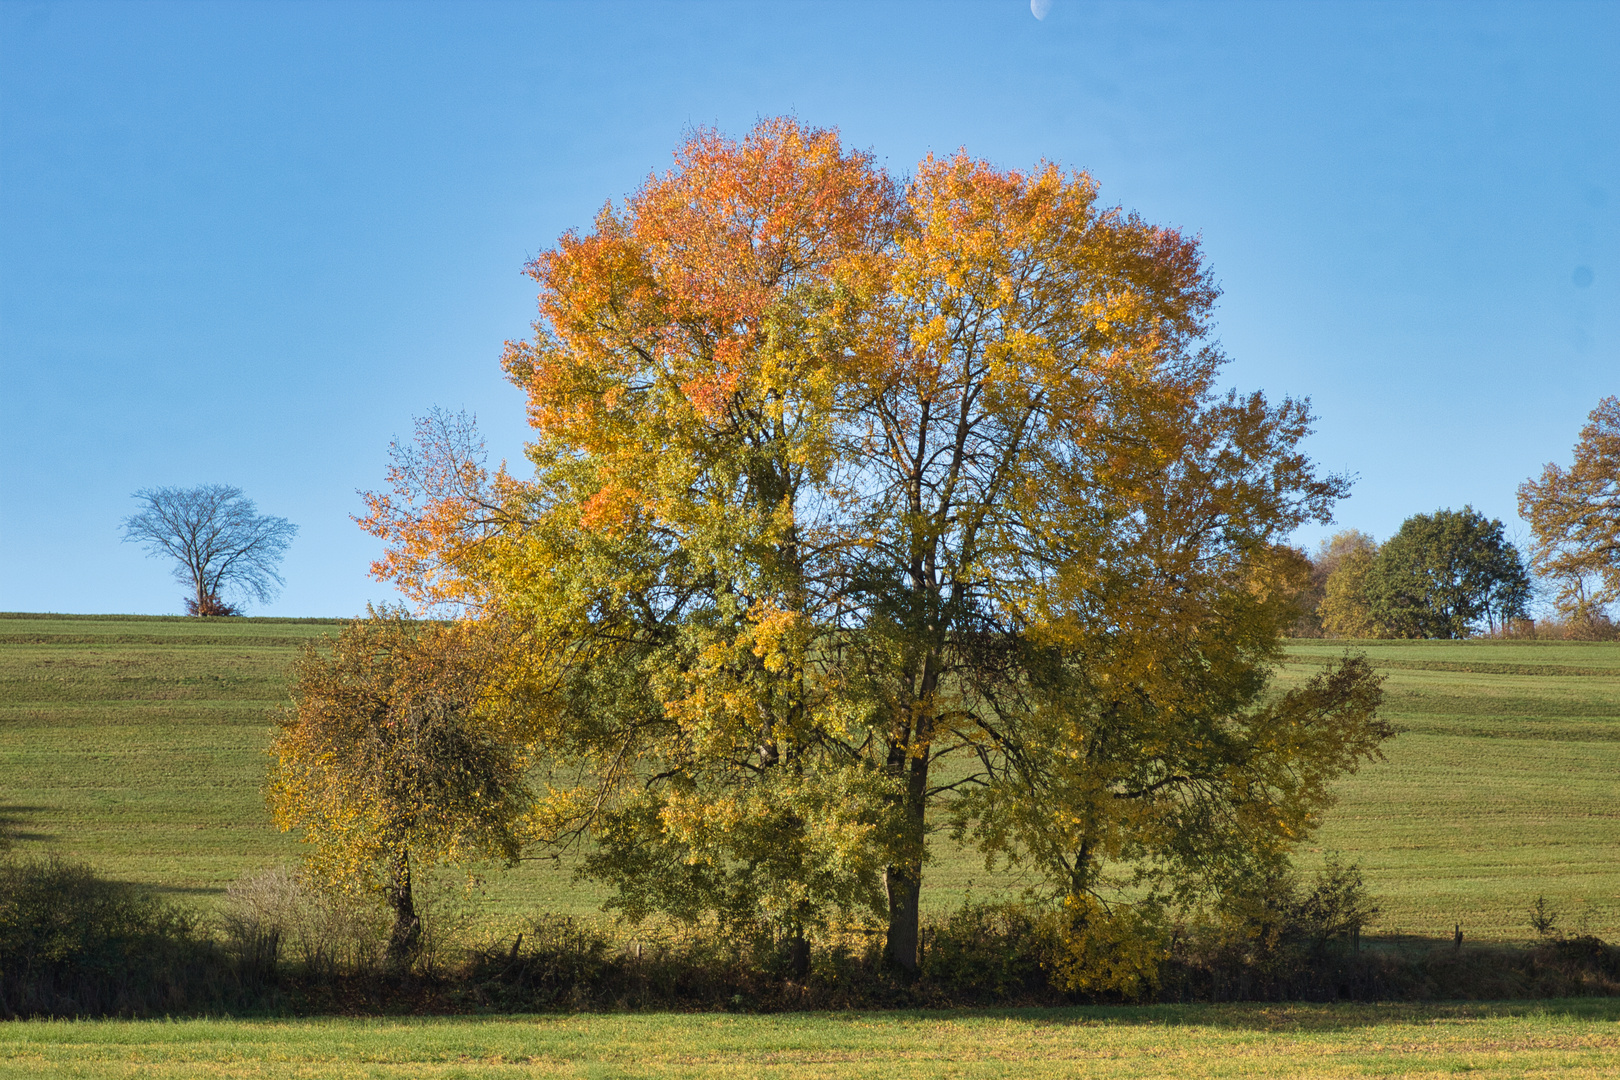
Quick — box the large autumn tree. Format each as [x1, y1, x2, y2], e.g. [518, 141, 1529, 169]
[361, 118, 1389, 974]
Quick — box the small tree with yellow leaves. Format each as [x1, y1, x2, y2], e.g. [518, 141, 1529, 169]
[268, 610, 533, 962]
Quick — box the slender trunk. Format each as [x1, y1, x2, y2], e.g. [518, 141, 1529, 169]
[385, 848, 421, 964]
[1069, 839, 1093, 900]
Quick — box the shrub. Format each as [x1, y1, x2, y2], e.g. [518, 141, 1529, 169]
[8, 856, 1615, 1015]
[184, 593, 241, 617]
[0, 855, 217, 1017]
[1169, 859, 1380, 1001]
[1048, 895, 1169, 1001]
[919, 902, 1060, 1002]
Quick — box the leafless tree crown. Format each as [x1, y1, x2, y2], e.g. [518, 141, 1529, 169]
[121, 484, 298, 614]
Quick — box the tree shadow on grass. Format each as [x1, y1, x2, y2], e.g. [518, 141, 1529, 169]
[137, 882, 226, 898]
[0, 802, 56, 847]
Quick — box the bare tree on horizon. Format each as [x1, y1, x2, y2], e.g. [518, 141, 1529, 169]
[121, 484, 297, 616]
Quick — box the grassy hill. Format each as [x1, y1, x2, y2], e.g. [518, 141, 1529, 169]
[2, 613, 1616, 941]
[1281, 639, 1620, 941]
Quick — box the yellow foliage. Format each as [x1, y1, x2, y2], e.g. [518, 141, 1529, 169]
[1320, 548, 1381, 638]
[1051, 894, 1168, 999]
[267, 610, 535, 899]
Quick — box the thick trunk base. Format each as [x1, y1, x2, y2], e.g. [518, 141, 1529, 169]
[885, 868, 922, 976]
[787, 931, 810, 979]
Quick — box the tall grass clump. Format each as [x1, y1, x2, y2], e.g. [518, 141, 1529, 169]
[220, 866, 478, 980]
[220, 868, 388, 979]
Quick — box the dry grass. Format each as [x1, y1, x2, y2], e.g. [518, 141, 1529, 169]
[2, 1001, 1618, 1078]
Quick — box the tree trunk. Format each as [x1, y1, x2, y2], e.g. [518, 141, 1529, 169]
[786, 926, 811, 979]
[885, 861, 923, 975]
[385, 848, 421, 965]
[189, 559, 213, 617]
[884, 742, 931, 975]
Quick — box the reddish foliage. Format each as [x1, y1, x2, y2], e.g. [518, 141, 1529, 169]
[185, 593, 240, 617]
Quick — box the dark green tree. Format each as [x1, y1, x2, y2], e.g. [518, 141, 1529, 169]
[1367, 508, 1530, 638]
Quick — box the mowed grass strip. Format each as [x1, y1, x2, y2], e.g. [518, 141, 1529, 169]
[0, 621, 323, 894]
[2, 616, 1617, 939]
[2, 1002, 1618, 1078]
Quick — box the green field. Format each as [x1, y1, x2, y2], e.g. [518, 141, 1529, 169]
[2, 1002, 1618, 1078]
[2, 614, 1617, 941]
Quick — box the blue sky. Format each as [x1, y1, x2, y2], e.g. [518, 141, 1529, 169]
[2, 0, 1614, 617]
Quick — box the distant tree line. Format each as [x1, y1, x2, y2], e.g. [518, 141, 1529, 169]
[1295, 509, 1531, 639]
[1297, 396, 1619, 640]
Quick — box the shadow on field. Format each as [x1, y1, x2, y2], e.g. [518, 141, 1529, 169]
[6, 857, 1620, 1020]
[137, 882, 226, 898]
[938, 997, 1620, 1031]
[0, 803, 56, 845]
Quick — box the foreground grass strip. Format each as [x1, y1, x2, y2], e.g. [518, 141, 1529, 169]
[3, 1002, 1618, 1079]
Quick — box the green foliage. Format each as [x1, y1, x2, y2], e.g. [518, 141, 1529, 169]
[1368, 507, 1530, 638]
[1529, 895, 1560, 940]
[582, 764, 897, 935]
[964, 649, 1389, 919]
[1184, 858, 1379, 1000]
[918, 902, 1061, 1001]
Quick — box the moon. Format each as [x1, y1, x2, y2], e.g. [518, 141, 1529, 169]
[1031, 0, 1052, 19]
